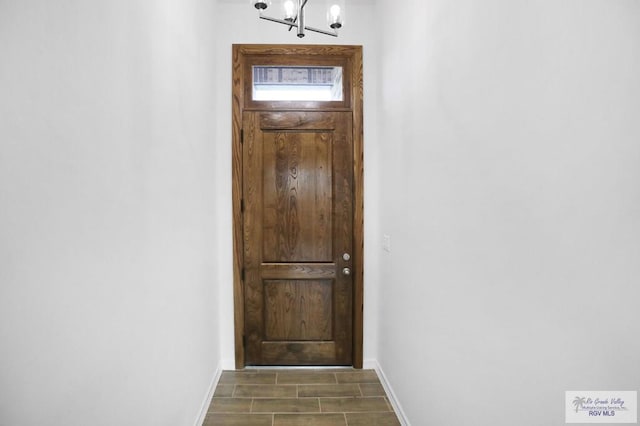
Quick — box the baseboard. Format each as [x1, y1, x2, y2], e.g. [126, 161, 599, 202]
[193, 361, 223, 426]
[366, 359, 411, 426]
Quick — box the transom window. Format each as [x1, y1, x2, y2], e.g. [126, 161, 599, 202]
[252, 66, 344, 102]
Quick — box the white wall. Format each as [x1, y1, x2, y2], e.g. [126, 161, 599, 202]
[375, 0, 640, 425]
[0, 2, 220, 425]
[213, 0, 381, 367]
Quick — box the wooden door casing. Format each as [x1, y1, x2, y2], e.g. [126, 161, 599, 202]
[232, 44, 363, 369]
[243, 111, 353, 365]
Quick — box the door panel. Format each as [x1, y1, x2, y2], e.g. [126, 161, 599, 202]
[262, 130, 332, 262]
[243, 110, 353, 366]
[264, 279, 332, 341]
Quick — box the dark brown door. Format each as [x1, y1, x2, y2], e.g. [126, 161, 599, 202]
[242, 110, 353, 365]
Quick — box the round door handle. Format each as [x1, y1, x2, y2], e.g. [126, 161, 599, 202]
[342, 267, 351, 276]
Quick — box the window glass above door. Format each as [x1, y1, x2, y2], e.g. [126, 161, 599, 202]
[252, 66, 343, 102]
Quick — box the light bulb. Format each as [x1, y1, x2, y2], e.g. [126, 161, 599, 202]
[284, 0, 296, 20]
[328, 4, 342, 29]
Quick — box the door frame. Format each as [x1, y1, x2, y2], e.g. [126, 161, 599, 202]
[232, 44, 364, 369]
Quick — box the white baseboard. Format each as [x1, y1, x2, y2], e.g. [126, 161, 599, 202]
[193, 361, 223, 426]
[366, 359, 411, 426]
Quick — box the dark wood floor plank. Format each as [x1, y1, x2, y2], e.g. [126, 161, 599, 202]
[298, 384, 361, 397]
[359, 383, 385, 397]
[202, 413, 272, 426]
[234, 384, 297, 398]
[335, 370, 379, 384]
[220, 371, 277, 385]
[252, 398, 320, 413]
[277, 371, 338, 384]
[213, 384, 235, 397]
[274, 413, 347, 426]
[346, 412, 401, 426]
[208, 398, 252, 413]
[320, 397, 391, 413]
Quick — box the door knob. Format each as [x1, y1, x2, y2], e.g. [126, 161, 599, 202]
[342, 267, 351, 276]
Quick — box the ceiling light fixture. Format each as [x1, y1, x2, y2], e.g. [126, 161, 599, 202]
[251, 0, 344, 38]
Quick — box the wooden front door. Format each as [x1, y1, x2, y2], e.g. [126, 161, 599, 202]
[243, 111, 353, 365]
[232, 44, 363, 368]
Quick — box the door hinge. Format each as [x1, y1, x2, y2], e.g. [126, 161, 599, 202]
[240, 198, 245, 213]
[240, 129, 244, 144]
[241, 267, 245, 282]
[242, 335, 246, 348]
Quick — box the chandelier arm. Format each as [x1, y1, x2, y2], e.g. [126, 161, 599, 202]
[259, 14, 297, 29]
[304, 25, 338, 37]
[259, 16, 337, 37]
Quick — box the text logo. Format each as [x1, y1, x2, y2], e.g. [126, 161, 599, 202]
[566, 391, 637, 423]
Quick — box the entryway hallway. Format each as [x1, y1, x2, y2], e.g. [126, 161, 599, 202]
[203, 368, 400, 425]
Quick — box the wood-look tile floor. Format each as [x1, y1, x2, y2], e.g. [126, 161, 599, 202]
[203, 369, 401, 426]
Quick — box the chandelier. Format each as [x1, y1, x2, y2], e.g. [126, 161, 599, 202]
[251, 0, 344, 38]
